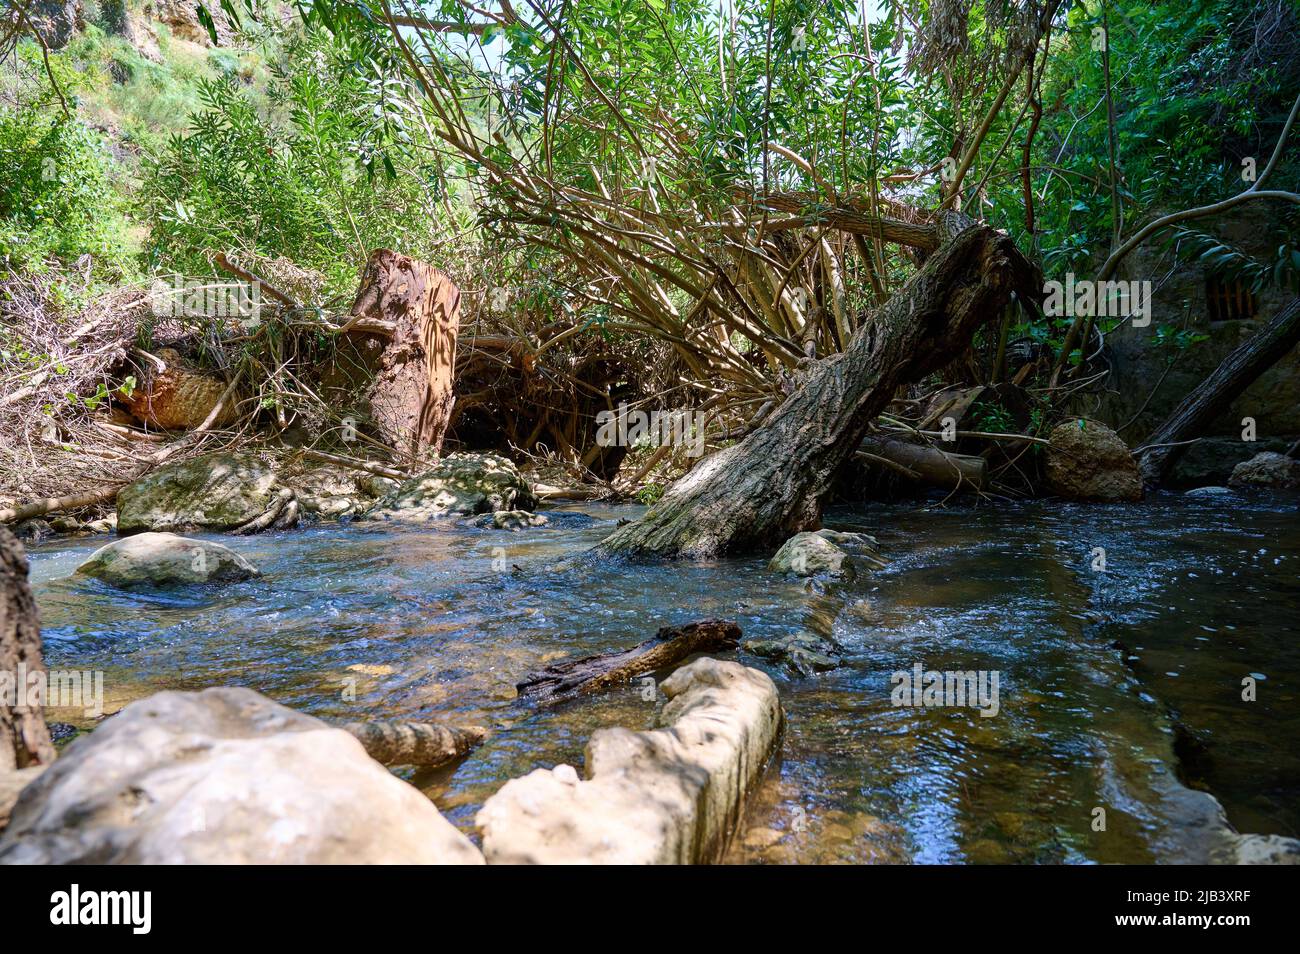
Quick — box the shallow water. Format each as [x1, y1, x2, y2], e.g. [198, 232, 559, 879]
[25, 491, 1300, 863]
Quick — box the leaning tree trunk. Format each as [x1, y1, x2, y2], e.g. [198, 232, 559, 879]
[1138, 296, 1300, 486]
[0, 527, 55, 770]
[345, 249, 461, 458]
[598, 216, 1039, 559]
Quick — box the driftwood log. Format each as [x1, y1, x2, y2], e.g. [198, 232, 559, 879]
[0, 526, 55, 770]
[341, 249, 461, 458]
[517, 619, 742, 706]
[1139, 295, 1300, 486]
[598, 215, 1039, 559]
[858, 437, 987, 490]
[343, 721, 488, 767]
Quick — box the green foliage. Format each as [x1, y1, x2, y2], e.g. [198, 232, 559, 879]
[1019, 0, 1299, 278]
[635, 482, 666, 506]
[142, 27, 451, 294]
[1165, 221, 1300, 295]
[0, 103, 134, 276]
[970, 401, 1015, 434]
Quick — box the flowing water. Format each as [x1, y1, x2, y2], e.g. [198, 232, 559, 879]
[23, 491, 1300, 863]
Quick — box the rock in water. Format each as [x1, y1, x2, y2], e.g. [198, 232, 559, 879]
[746, 632, 843, 675]
[1229, 452, 1300, 490]
[769, 531, 856, 579]
[75, 533, 259, 588]
[470, 510, 548, 530]
[0, 687, 483, 864]
[1184, 486, 1237, 498]
[477, 658, 782, 864]
[116, 453, 293, 534]
[1044, 420, 1144, 502]
[364, 453, 537, 522]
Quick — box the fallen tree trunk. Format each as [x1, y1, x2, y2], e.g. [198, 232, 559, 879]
[343, 721, 488, 767]
[342, 249, 461, 458]
[517, 619, 742, 706]
[0, 527, 55, 770]
[858, 437, 987, 490]
[1138, 296, 1300, 486]
[598, 216, 1039, 558]
[0, 487, 120, 526]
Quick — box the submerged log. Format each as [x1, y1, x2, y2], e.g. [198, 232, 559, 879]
[1139, 296, 1300, 486]
[598, 215, 1039, 558]
[517, 619, 742, 706]
[343, 721, 488, 767]
[342, 249, 461, 458]
[0, 527, 55, 770]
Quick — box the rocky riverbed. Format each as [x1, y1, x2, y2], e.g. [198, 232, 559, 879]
[5, 456, 1299, 862]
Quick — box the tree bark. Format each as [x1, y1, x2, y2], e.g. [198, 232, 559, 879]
[516, 619, 742, 705]
[343, 249, 461, 458]
[0, 527, 55, 770]
[1138, 296, 1300, 486]
[342, 721, 487, 767]
[598, 217, 1039, 558]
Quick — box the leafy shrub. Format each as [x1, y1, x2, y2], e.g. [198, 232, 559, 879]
[142, 28, 449, 295]
[0, 105, 134, 276]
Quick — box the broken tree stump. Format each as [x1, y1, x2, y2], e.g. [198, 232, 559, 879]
[343, 721, 488, 767]
[342, 249, 461, 458]
[516, 619, 743, 706]
[0, 526, 55, 770]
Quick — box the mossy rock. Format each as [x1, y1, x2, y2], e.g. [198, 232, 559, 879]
[364, 453, 537, 522]
[116, 453, 282, 534]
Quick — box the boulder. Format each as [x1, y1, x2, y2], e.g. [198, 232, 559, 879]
[1228, 452, 1300, 490]
[116, 453, 295, 534]
[1043, 420, 1143, 502]
[12, 519, 52, 544]
[283, 466, 369, 520]
[75, 532, 259, 588]
[471, 510, 548, 530]
[477, 658, 782, 864]
[24, 1, 83, 50]
[746, 631, 842, 675]
[364, 453, 537, 522]
[769, 531, 856, 579]
[1183, 486, 1237, 499]
[357, 474, 400, 498]
[1233, 834, 1300, 864]
[150, 0, 235, 45]
[0, 687, 483, 864]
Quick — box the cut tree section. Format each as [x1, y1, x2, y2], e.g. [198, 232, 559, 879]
[345, 249, 461, 458]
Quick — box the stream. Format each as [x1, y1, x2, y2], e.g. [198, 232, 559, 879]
[23, 491, 1300, 864]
